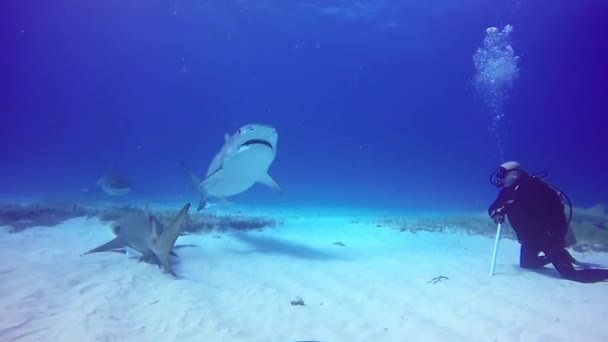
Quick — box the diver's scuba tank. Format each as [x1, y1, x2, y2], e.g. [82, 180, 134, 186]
[530, 171, 576, 247]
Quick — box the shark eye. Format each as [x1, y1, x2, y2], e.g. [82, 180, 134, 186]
[112, 225, 121, 234]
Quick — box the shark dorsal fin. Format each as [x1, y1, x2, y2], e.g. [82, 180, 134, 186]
[151, 203, 190, 277]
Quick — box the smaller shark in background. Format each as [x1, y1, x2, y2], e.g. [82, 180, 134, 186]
[572, 204, 608, 229]
[181, 124, 281, 211]
[82, 203, 190, 277]
[96, 170, 132, 196]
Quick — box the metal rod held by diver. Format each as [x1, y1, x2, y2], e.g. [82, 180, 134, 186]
[490, 223, 502, 276]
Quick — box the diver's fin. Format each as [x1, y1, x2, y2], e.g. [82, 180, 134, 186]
[574, 260, 605, 269]
[151, 203, 190, 277]
[258, 172, 282, 193]
[565, 249, 606, 269]
[81, 237, 126, 256]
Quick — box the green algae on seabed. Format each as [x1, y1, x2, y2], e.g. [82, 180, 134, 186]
[0, 203, 90, 233]
[373, 214, 608, 253]
[0, 203, 281, 234]
[1, 203, 606, 252]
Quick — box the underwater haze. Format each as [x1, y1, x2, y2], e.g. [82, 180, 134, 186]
[4, 0, 608, 212]
[4, 2, 608, 341]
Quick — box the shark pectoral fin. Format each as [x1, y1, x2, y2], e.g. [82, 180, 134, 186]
[152, 203, 191, 277]
[180, 161, 202, 190]
[138, 250, 155, 263]
[258, 172, 282, 193]
[109, 249, 127, 255]
[82, 237, 126, 256]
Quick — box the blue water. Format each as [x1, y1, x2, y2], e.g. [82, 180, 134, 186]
[4, 0, 607, 212]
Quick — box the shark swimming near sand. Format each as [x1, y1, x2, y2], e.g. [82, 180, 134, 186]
[96, 170, 133, 196]
[82, 203, 191, 276]
[181, 123, 281, 211]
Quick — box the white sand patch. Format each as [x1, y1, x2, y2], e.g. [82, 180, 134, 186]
[1, 212, 607, 342]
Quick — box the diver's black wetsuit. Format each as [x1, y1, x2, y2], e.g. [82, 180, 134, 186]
[489, 174, 608, 283]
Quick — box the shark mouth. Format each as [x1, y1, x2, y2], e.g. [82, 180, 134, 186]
[241, 139, 273, 150]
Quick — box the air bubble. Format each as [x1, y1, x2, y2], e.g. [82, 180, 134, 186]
[473, 24, 520, 161]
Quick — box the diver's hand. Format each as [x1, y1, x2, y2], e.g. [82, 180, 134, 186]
[490, 208, 506, 224]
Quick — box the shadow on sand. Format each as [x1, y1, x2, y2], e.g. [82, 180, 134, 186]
[230, 231, 345, 260]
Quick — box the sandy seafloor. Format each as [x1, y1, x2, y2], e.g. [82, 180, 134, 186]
[1, 205, 607, 342]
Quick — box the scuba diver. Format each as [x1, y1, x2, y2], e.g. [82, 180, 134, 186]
[488, 161, 608, 283]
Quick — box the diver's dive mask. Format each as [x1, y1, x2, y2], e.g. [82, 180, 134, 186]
[490, 166, 521, 188]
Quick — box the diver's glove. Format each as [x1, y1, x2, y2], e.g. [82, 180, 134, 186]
[490, 207, 506, 224]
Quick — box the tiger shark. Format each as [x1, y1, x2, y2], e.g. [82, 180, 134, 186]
[82, 203, 190, 277]
[181, 124, 281, 211]
[96, 170, 132, 196]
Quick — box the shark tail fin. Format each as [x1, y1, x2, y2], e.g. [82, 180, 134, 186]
[152, 203, 190, 277]
[180, 161, 201, 189]
[197, 197, 210, 212]
[81, 237, 125, 256]
[180, 161, 209, 209]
